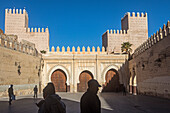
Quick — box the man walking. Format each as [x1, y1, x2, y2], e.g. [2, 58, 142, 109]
[34, 85, 38, 98]
[80, 79, 101, 113]
[8, 84, 14, 105]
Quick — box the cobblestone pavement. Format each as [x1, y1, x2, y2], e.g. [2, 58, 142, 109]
[0, 92, 170, 113]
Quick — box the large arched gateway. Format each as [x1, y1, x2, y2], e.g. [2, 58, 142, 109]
[77, 70, 93, 92]
[51, 69, 67, 92]
[102, 69, 120, 92]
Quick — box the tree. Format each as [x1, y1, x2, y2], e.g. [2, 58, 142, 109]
[121, 42, 132, 54]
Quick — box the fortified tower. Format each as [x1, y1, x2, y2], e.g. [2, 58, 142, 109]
[102, 12, 148, 53]
[5, 8, 49, 52]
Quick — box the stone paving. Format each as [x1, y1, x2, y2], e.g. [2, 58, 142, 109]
[0, 92, 170, 113]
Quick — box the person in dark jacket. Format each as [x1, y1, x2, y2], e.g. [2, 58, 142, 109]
[8, 84, 14, 105]
[36, 82, 66, 113]
[33, 85, 38, 98]
[80, 79, 101, 113]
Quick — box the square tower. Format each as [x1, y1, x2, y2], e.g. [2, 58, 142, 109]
[5, 8, 28, 35]
[5, 8, 49, 52]
[102, 12, 148, 53]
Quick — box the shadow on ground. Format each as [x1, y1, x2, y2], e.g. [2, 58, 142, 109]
[0, 97, 113, 113]
[100, 92, 170, 113]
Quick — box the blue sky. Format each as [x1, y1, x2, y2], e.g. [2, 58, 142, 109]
[0, 0, 169, 49]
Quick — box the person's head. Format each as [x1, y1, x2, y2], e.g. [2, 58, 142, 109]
[87, 79, 101, 94]
[43, 82, 55, 99]
[10, 84, 13, 88]
[35, 85, 37, 88]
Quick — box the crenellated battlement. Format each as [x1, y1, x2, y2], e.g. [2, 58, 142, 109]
[121, 12, 147, 20]
[106, 29, 128, 35]
[27, 27, 49, 33]
[133, 20, 170, 57]
[49, 46, 106, 54]
[0, 33, 39, 57]
[5, 8, 28, 15]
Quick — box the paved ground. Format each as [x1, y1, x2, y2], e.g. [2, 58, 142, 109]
[0, 92, 170, 113]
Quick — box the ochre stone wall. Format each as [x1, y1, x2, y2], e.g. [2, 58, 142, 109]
[0, 44, 41, 97]
[129, 21, 170, 99]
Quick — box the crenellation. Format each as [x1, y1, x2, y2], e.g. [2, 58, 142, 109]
[16, 9, 18, 14]
[9, 9, 12, 14]
[82, 46, 85, 54]
[35, 28, 37, 32]
[153, 33, 157, 43]
[77, 46, 80, 54]
[62, 46, 65, 52]
[38, 28, 40, 32]
[117, 30, 119, 34]
[42, 28, 44, 32]
[13, 8, 15, 14]
[28, 28, 30, 32]
[120, 30, 122, 34]
[132, 12, 135, 17]
[156, 31, 160, 42]
[87, 46, 90, 54]
[137, 12, 140, 17]
[72, 46, 75, 54]
[31, 28, 34, 32]
[102, 46, 105, 52]
[97, 46, 100, 53]
[45, 27, 49, 32]
[113, 30, 116, 34]
[19, 9, 22, 14]
[92, 46, 95, 52]
[23, 9, 26, 14]
[110, 29, 113, 34]
[51, 46, 55, 52]
[5, 9, 8, 14]
[141, 12, 144, 17]
[67, 46, 70, 53]
[5, 8, 26, 14]
[57, 46, 60, 52]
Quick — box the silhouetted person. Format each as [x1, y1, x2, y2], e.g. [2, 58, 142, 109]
[8, 84, 14, 105]
[122, 85, 126, 96]
[34, 85, 38, 98]
[36, 82, 66, 113]
[80, 79, 101, 113]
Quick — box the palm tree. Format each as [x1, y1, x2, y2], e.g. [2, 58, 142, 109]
[121, 42, 132, 54]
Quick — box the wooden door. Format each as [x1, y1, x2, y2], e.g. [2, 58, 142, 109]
[78, 71, 93, 92]
[51, 69, 67, 92]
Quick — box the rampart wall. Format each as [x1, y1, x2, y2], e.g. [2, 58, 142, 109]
[0, 33, 42, 97]
[129, 21, 170, 99]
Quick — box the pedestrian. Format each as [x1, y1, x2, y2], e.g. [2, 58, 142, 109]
[36, 82, 66, 113]
[8, 84, 14, 105]
[34, 85, 38, 98]
[122, 85, 126, 96]
[80, 79, 101, 113]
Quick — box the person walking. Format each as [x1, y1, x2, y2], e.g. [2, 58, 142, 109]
[33, 85, 38, 98]
[36, 82, 66, 113]
[8, 84, 14, 105]
[80, 79, 101, 113]
[122, 85, 126, 96]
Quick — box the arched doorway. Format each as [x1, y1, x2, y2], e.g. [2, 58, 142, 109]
[77, 71, 93, 92]
[51, 69, 67, 92]
[102, 69, 120, 92]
